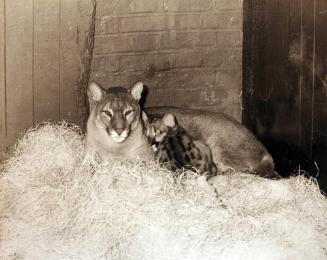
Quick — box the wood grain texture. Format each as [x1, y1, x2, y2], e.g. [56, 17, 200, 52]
[312, 0, 327, 188]
[242, 0, 265, 130]
[34, 0, 60, 123]
[5, 0, 34, 139]
[289, 0, 303, 148]
[298, 0, 315, 154]
[0, 0, 5, 138]
[243, 0, 327, 190]
[59, 0, 80, 124]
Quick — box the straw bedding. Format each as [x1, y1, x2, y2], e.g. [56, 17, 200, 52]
[0, 123, 326, 260]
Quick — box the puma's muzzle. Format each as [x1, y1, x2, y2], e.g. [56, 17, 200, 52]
[107, 127, 129, 143]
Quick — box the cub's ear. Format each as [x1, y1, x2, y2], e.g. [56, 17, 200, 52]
[162, 113, 176, 128]
[129, 81, 143, 101]
[88, 81, 105, 103]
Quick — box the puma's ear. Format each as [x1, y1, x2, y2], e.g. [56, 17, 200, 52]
[129, 81, 143, 101]
[141, 111, 149, 123]
[162, 113, 176, 128]
[88, 81, 105, 102]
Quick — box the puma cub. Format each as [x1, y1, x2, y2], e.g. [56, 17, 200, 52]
[86, 81, 154, 161]
[145, 107, 280, 179]
[142, 112, 217, 178]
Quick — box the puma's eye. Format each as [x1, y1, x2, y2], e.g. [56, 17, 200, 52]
[124, 110, 133, 117]
[103, 110, 113, 117]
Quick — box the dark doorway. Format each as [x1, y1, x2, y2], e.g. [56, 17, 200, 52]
[243, 0, 327, 192]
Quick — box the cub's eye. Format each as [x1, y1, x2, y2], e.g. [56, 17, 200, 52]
[124, 110, 133, 117]
[102, 110, 113, 117]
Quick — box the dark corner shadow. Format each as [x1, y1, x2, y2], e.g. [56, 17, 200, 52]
[259, 136, 318, 178]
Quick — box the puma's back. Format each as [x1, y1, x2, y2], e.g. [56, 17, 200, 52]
[145, 107, 279, 179]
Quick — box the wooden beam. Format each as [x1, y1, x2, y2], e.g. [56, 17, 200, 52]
[59, 0, 80, 124]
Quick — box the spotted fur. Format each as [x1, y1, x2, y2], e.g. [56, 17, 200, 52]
[142, 112, 217, 178]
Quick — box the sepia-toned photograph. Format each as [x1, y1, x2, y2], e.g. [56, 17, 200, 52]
[0, 0, 326, 259]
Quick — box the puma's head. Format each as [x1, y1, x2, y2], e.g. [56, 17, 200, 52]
[142, 112, 177, 145]
[87, 81, 143, 143]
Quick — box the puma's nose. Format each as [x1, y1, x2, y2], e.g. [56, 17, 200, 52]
[115, 127, 125, 135]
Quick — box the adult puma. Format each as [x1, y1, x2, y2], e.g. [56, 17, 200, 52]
[86, 81, 154, 161]
[145, 107, 280, 179]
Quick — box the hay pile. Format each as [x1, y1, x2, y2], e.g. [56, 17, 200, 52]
[0, 123, 326, 260]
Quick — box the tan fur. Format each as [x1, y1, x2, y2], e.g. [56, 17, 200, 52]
[145, 107, 280, 179]
[86, 82, 154, 161]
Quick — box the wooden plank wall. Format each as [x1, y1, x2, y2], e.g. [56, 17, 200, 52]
[34, 0, 60, 124]
[312, 0, 327, 189]
[6, 0, 34, 140]
[0, 0, 90, 160]
[243, 0, 327, 190]
[0, 0, 5, 146]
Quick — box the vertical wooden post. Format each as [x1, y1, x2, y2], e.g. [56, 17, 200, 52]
[242, 0, 266, 132]
[59, 0, 80, 125]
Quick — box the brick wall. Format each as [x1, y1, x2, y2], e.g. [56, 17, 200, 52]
[91, 0, 242, 120]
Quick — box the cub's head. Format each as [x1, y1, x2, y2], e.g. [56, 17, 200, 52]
[87, 81, 143, 143]
[142, 112, 177, 146]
